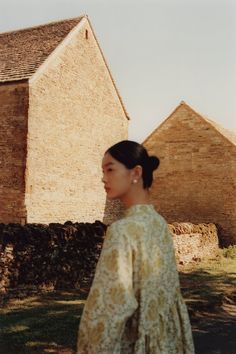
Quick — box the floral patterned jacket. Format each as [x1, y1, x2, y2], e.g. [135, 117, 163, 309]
[77, 204, 195, 354]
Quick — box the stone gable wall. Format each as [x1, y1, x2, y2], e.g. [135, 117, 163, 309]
[144, 104, 236, 245]
[25, 19, 128, 224]
[0, 81, 29, 224]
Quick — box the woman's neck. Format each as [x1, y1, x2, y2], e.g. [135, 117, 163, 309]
[121, 188, 151, 209]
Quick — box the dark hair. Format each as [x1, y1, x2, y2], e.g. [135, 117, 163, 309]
[106, 140, 160, 189]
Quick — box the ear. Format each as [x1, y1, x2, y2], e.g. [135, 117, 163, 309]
[132, 165, 142, 181]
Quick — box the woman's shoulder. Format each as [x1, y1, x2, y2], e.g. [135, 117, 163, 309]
[108, 206, 168, 237]
[108, 215, 145, 240]
[109, 216, 138, 231]
[114, 213, 146, 228]
[154, 210, 169, 228]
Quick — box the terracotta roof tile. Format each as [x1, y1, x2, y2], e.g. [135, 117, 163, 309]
[0, 17, 83, 82]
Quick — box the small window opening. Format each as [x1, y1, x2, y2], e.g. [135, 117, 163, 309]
[85, 29, 89, 39]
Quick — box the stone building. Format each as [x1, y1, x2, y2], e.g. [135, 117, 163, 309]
[144, 102, 236, 245]
[0, 16, 129, 224]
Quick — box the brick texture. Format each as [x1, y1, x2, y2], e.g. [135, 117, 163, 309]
[144, 102, 236, 246]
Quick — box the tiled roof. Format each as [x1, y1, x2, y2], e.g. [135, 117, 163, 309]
[0, 17, 83, 82]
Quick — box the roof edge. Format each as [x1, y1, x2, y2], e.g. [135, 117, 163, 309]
[0, 16, 85, 36]
[180, 102, 236, 147]
[29, 16, 86, 84]
[0, 78, 29, 86]
[28, 16, 130, 121]
[142, 101, 184, 145]
[86, 17, 130, 120]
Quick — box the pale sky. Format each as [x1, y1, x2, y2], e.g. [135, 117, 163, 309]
[0, 0, 235, 142]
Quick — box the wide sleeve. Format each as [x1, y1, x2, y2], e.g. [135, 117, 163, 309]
[77, 221, 138, 354]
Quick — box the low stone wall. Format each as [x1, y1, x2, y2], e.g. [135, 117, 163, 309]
[0, 221, 106, 296]
[0, 220, 219, 298]
[169, 222, 219, 264]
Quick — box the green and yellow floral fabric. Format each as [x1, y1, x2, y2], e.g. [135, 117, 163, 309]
[77, 204, 195, 354]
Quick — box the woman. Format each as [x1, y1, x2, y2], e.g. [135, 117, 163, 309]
[77, 140, 195, 354]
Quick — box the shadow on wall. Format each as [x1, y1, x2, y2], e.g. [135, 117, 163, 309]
[215, 223, 233, 248]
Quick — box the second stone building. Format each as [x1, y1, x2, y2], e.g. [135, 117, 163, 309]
[144, 102, 236, 246]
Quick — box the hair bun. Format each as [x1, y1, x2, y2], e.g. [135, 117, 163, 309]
[148, 156, 160, 171]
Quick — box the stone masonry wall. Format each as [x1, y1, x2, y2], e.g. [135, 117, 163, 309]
[0, 81, 28, 224]
[169, 222, 219, 264]
[0, 221, 218, 298]
[0, 221, 106, 296]
[144, 104, 236, 246]
[26, 18, 128, 224]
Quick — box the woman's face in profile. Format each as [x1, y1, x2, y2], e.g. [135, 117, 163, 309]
[102, 153, 133, 200]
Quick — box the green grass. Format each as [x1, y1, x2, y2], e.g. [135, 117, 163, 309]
[179, 256, 236, 313]
[0, 291, 86, 354]
[0, 254, 236, 354]
[179, 255, 236, 354]
[222, 245, 236, 260]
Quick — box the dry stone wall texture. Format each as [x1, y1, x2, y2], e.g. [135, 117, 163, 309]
[0, 221, 218, 298]
[0, 221, 106, 295]
[169, 222, 219, 264]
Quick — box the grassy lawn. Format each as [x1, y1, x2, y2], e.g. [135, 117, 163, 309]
[179, 256, 236, 354]
[0, 255, 236, 354]
[180, 256, 236, 310]
[0, 290, 87, 354]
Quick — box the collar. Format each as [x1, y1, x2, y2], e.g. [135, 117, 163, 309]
[124, 204, 155, 217]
